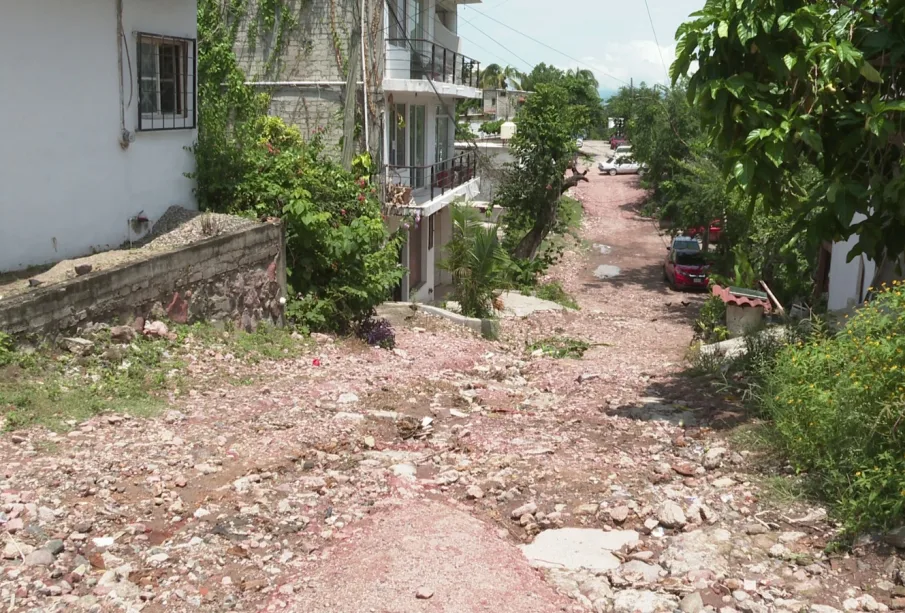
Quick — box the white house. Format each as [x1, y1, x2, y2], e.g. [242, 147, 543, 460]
[826, 213, 876, 311]
[0, 0, 198, 274]
[382, 0, 484, 302]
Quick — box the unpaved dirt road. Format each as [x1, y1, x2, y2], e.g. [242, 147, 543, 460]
[0, 143, 896, 612]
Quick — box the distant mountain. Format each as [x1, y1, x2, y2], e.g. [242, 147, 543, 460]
[598, 87, 620, 103]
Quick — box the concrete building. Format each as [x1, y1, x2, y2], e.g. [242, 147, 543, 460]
[236, 0, 484, 303]
[825, 213, 876, 311]
[482, 88, 530, 121]
[0, 0, 198, 273]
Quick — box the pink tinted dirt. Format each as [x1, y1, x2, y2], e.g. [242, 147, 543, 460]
[266, 499, 572, 612]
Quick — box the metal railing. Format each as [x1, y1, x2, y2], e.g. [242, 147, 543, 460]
[386, 39, 480, 89]
[381, 151, 478, 205]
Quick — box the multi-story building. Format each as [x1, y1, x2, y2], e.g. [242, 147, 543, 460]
[235, 0, 483, 303]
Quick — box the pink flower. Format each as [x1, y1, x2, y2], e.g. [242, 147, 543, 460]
[312, 358, 321, 367]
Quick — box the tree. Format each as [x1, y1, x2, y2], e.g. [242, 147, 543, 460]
[520, 63, 565, 91]
[673, 0, 905, 282]
[498, 84, 590, 261]
[480, 64, 524, 90]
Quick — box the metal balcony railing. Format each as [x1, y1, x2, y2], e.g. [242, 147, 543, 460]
[381, 151, 478, 206]
[386, 39, 480, 89]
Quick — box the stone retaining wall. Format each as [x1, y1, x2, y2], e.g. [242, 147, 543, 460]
[0, 222, 286, 339]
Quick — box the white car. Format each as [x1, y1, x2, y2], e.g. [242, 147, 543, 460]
[614, 145, 633, 155]
[598, 156, 646, 176]
[576, 137, 584, 149]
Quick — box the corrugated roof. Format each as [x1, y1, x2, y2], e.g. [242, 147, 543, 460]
[712, 284, 772, 312]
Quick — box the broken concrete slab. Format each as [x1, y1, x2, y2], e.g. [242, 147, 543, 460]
[497, 291, 566, 317]
[521, 528, 639, 572]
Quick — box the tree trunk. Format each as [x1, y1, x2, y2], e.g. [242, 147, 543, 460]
[511, 165, 589, 261]
[512, 199, 558, 261]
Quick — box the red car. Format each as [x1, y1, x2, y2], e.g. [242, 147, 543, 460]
[664, 238, 710, 290]
[686, 219, 722, 242]
[610, 136, 629, 149]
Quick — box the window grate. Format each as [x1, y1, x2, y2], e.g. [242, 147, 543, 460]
[136, 32, 196, 131]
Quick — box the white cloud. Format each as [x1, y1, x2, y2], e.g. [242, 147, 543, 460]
[563, 39, 676, 88]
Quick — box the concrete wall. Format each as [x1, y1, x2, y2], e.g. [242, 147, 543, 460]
[233, 0, 385, 158]
[828, 214, 876, 311]
[0, 0, 198, 273]
[726, 304, 764, 338]
[0, 223, 286, 339]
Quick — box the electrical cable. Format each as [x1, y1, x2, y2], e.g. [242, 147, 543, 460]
[642, 0, 670, 82]
[460, 5, 631, 87]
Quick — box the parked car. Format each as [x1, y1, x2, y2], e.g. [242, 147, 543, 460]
[614, 145, 633, 156]
[686, 219, 722, 242]
[598, 155, 646, 176]
[576, 137, 584, 149]
[664, 237, 710, 290]
[610, 136, 629, 149]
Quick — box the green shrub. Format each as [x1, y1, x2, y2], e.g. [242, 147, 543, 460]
[0, 332, 14, 367]
[695, 295, 729, 343]
[762, 282, 905, 531]
[441, 206, 509, 318]
[480, 119, 504, 135]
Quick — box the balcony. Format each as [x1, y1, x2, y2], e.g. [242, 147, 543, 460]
[381, 151, 479, 214]
[385, 39, 481, 96]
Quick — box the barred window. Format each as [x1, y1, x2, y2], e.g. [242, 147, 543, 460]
[137, 33, 196, 131]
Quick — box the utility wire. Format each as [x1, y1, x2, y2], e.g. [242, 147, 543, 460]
[457, 12, 534, 73]
[461, 5, 631, 87]
[642, 0, 670, 82]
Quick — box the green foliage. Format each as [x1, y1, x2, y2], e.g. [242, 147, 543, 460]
[535, 281, 579, 310]
[673, 0, 905, 267]
[441, 206, 509, 319]
[520, 64, 606, 137]
[498, 84, 589, 261]
[695, 294, 729, 342]
[528, 336, 591, 359]
[480, 119, 504, 135]
[0, 322, 309, 431]
[193, 1, 403, 332]
[0, 332, 13, 367]
[760, 282, 905, 531]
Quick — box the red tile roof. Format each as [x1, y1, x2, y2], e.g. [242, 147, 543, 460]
[712, 284, 772, 312]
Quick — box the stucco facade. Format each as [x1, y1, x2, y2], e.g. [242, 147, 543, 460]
[827, 214, 876, 311]
[0, 0, 198, 273]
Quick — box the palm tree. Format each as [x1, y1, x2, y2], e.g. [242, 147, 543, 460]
[480, 64, 506, 89]
[480, 64, 524, 90]
[441, 206, 509, 318]
[567, 68, 599, 89]
[503, 66, 525, 90]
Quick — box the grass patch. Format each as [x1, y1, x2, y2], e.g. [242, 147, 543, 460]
[1, 322, 308, 432]
[528, 336, 592, 359]
[535, 281, 579, 310]
[756, 474, 810, 506]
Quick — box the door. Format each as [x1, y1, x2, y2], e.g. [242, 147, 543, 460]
[410, 105, 426, 187]
[408, 225, 423, 291]
[388, 103, 406, 167]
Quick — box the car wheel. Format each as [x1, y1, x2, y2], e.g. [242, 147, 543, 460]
[608, 169, 617, 176]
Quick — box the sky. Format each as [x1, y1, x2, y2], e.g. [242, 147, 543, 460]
[456, 0, 704, 97]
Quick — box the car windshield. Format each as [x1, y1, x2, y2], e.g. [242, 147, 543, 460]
[605, 157, 614, 163]
[672, 239, 700, 251]
[676, 251, 706, 266]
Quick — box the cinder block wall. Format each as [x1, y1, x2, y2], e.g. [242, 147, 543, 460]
[233, 0, 385, 158]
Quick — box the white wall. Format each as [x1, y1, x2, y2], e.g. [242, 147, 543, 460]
[827, 213, 876, 311]
[0, 0, 197, 273]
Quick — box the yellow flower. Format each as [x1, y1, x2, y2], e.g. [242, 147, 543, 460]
[856, 471, 861, 477]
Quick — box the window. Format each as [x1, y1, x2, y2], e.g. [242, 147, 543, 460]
[137, 33, 196, 131]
